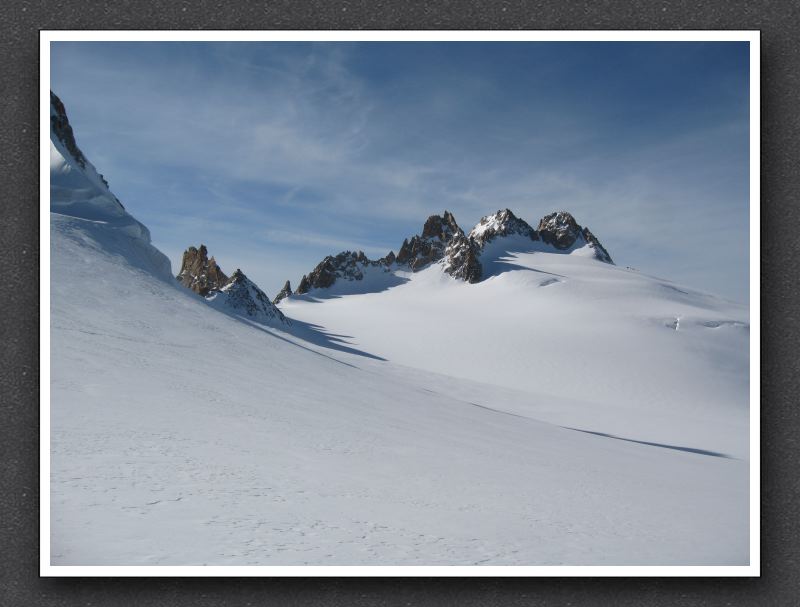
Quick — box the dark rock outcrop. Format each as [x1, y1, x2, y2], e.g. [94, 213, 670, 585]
[50, 91, 88, 171]
[443, 233, 483, 283]
[295, 250, 389, 295]
[273, 280, 293, 304]
[176, 244, 229, 296]
[537, 211, 613, 263]
[50, 90, 116, 197]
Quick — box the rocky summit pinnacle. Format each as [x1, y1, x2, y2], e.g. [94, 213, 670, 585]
[177, 244, 229, 296]
[396, 211, 464, 271]
[537, 211, 613, 263]
[273, 280, 293, 304]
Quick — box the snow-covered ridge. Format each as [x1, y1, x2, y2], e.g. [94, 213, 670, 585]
[49, 90, 172, 280]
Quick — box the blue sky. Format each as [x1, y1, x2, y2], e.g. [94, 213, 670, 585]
[51, 41, 750, 302]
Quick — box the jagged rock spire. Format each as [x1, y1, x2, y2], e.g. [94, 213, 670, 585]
[176, 244, 229, 296]
[396, 210, 464, 271]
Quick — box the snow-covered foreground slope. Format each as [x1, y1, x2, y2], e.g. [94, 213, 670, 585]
[280, 240, 750, 460]
[51, 215, 748, 565]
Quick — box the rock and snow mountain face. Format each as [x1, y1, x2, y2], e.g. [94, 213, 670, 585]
[537, 211, 613, 263]
[287, 208, 612, 296]
[468, 207, 539, 246]
[208, 269, 288, 325]
[176, 244, 287, 325]
[50, 92, 749, 566]
[295, 250, 394, 295]
[396, 210, 463, 271]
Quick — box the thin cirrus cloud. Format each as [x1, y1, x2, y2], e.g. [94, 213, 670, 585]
[50, 41, 750, 302]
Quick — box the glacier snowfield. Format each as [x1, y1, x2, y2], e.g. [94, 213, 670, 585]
[50, 213, 749, 566]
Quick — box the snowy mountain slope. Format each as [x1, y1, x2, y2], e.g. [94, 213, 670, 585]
[49, 92, 749, 566]
[50, 215, 748, 566]
[280, 241, 749, 459]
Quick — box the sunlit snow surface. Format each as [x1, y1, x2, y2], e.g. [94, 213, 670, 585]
[50, 126, 748, 567]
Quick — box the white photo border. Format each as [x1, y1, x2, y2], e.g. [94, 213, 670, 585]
[40, 29, 760, 578]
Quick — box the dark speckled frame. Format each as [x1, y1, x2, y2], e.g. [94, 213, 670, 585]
[3, 2, 795, 605]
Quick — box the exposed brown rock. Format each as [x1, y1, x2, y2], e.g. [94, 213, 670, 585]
[176, 244, 229, 296]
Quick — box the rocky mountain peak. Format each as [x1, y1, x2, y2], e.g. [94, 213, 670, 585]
[421, 210, 462, 241]
[537, 211, 613, 263]
[469, 208, 539, 247]
[177, 244, 230, 296]
[396, 211, 464, 271]
[537, 211, 582, 249]
[273, 280, 293, 305]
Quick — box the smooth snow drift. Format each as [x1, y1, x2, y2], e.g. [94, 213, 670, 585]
[49, 93, 749, 567]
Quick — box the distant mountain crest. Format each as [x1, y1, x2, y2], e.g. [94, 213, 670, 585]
[295, 250, 394, 295]
[282, 208, 613, 298]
